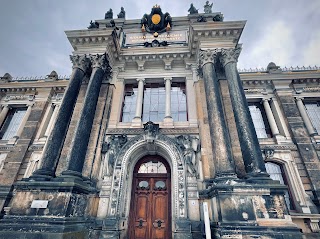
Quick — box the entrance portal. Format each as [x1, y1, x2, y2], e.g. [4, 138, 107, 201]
[129, 156, 171, 239]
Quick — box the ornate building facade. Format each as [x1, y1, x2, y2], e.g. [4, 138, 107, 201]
[0, 3, 319, 239]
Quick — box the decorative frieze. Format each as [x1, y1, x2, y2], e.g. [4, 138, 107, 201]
[4, 94, 34, 102]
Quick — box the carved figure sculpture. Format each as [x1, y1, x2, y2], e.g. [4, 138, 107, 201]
[105, 8, 113, 19]
[176, 135, 200, 177]
[188, 4, 198, 14]
[117, 7, 125, 18]
[102, 134, 127, 176]
[88, 20, 99, 29]
[204, 1, 213, 13]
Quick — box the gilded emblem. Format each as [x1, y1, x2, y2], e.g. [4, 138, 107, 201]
[141, 4, 172, 37]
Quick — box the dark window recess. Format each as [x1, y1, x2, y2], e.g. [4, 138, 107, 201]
[248, 102, 272, 138]
[265, 162, 295, 211]
[0, 107, 27, 140]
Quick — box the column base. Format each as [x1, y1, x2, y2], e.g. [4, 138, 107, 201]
[163, 116, 174, 127]
[131, 117, 142, 127]
[0, 180, 96, 239]
[199, 181, 302, 238]
[28, 168, 55, 181]
[55, 170, 94, 187]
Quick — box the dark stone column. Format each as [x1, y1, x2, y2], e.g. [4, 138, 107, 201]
[31, 55, 90, 180]
[61, 53, 111, 179]
[220, 47, 269, 180]
[198, 49, 237, 179]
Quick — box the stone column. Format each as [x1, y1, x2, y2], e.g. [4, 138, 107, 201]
[220, 47, 269, 179]
[132, 78, 145, 126]
[0, 105, 9, 126]
[296, 97, 317, 136]
[262, 99, 280, 136]
[164, 77, 173, 125]
[198, 49, 236, 179]
[61, 53, 111, 179]
[31, 55, 91, 180]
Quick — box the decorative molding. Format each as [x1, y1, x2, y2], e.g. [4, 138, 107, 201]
[70, 55, 91, 73]
[198, 49, 219, 67]
[260, 145, 297, 151]
[219, 47, 242, 66]
[4, 94, 34, 102]
[106, 127, 199, 135]
[293, 78, 320, 84]
[90, 53, 112, 75]
[0, 146, 14, 151]
[28, 145, 45, 151]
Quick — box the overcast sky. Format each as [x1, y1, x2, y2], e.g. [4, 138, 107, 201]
[0, 0, 319, 78]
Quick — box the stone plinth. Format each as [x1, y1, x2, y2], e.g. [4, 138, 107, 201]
[0, 180, 97, 239]
[200, 180, 303, 239]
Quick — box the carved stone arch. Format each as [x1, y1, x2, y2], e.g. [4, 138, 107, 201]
[108, 133, 188, 228]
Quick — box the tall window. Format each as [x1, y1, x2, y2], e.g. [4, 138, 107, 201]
[305, 102, 320, 134]
[121, 81, 188, 123]
[248, 102, 272, 138]
[0, 108, 27, 140]
[121, 84, 138, 122]
[265, 162, 294, 210]
[142, 83, 166, 122]
[171, 82, 187, 122]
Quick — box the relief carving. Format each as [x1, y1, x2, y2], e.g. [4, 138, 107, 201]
[176, 135, 200, 177]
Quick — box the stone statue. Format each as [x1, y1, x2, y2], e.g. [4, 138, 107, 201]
[102, 134, 127, 176]
[105, 8, 113, 19]
[188, 3, 198, 14]
[176, 135, 200, 177]
[117, 7, 125, 19]
[88, 20, 99, 29]
[204, 1, 213, 13]
[213, 13, 223, 22]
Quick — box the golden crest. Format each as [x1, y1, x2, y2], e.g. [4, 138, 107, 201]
[151, 14, 161, 25]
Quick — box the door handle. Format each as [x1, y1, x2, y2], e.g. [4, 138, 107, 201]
[153, 219, 164, 228]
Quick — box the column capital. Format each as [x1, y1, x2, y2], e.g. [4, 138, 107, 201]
[219, 47, 242, 67]
[295, 96, 304, 101]
[198, 49, 220, 68]
[164, 77, 172, 82]
[90, 53, 112, 75]
[70, 55, 91, 73]
[136, 78, 145, 83]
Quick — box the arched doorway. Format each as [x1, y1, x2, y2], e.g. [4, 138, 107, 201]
[128, 155, 171, 239]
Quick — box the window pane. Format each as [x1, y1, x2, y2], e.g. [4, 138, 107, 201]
[1, 108, 27, 140]
[248, 104, 268, 138]
[121, 84, 138, 122]
[265, 162, 294, 210]
[171, 83, 187, 122]
[305, 103, 320, 134]
[142, 83, 165, 122]
[138, 161, 167, 173]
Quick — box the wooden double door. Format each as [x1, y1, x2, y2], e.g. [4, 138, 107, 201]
[129, 157, 171, 239]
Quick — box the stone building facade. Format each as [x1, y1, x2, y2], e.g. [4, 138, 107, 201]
[0, 4, 320, 239]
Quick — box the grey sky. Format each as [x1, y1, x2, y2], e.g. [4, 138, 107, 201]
[0, 0, 319, 77]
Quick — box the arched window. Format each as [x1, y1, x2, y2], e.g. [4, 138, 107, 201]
[265, 162, 295, 210]
[138, 160, 167, 174]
